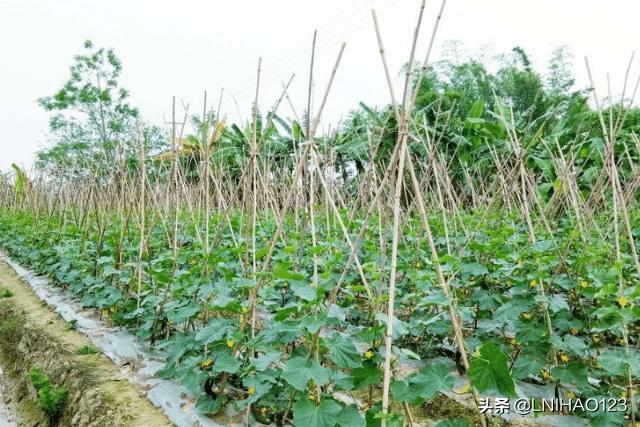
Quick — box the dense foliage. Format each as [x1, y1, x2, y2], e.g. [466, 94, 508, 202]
[0, 206, 638, 426]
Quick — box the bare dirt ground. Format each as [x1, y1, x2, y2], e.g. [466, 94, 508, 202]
[0, 260, 172, 427]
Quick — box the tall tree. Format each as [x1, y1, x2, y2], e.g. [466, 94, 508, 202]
[37, 40, 142, 178]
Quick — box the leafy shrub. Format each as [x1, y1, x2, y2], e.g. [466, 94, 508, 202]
[66, 319, 77, 330]
[27, 366, 68, 426]
[76, 345, 98, 355]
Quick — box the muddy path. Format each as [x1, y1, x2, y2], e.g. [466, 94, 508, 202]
[0, 258, 172, 427]
[0, 366, 17, 426]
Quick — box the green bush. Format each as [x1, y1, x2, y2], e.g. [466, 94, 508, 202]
[27, 366, 68, 426]
[76, 345, 98, 355]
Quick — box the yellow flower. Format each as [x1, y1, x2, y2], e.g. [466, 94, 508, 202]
[189, 259, 197, 265]
[226, 339, 234, 348]
[200, 358, 213, 368]
[248, 386, 255, 396]
[560, 354, 570, 363]
[592, 334, 600, 343]
[618, 296, 629, 307]
[530, 280, 537, 288]
[570, 328, 579, 336]
[461, 384, 472, 393]
[566, 391, 575, 399]
[364, 350, 374, 359]
[579, 281, 588, 288]
[541, 370, 550, 380]
[522, 312, 532, 320]
[415, 262, 421, 268]
[260, 406, 267, 416]
[510, 338, 517, 345]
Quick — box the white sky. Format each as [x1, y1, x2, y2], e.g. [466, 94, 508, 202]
[1, 0, 638, 171]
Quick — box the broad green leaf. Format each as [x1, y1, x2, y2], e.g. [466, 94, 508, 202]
[196, 395, 226, 415]
[327, 333, 362, 369]
[460, 262, 488, 276]
[598, 350, 626, 376]
[291, 281, 318, 301]
[251, 351, 281, 371]
[391, 362, 454, 403]
[293, 397, 342, 427]
[351, 362, 382, 390]
[512, 353, 546, 379]
[195, 319, 237, 344]
[469, 342, 516, 397]
[212, 350, 241, 374]
[550, 335, 587, 356]
[548, 294, 570, 313]
[282, 357, 330, 391]
[337, 404, 365, 427]
[242, 375, 273, 405]
[551, 362, 588, 389]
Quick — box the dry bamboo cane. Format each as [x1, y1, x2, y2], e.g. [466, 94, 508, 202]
[381, 133, 408, 426]
[585, 60, 638, 422]
[136, 131, 146, 320]
[219, 43, 346, 401]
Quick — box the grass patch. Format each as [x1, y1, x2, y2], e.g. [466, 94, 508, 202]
[28, 366, 68, 426]
[66, 319, 78, 330]
[76, 344, 98, 355]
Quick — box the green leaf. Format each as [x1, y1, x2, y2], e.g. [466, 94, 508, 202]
[299, 313, 328, 333]
[337, 404, 365, 427]
[196, 395, 226, 415]
[512, 352, 546, 379]
[551, 362, 588, 389]
[351, 362, 382, 390]
[469, 342, 516, 397]
[598, 350, 626, 376]
[494, 299, 532, 324]
[548, 294, 570, 313]
[273, 263, 306, 280]
[291, 281, 318, 301]
[460, 262, 488, 276]
[550, 335, 587, 356]
[103, 265, 120, 276]
[242, 375, 273, 405]
[532, 240, 554, 252]
[467, 100, 484, 119]
[293, 397, 342, 427]
[282, 357, 330, 391]
[327, 333, 362, 369]
[195, 319, 237, 344]
[391, 362, 455, 403]
[251, 351, 281, 371]
[166, 304, 198, 324]
[212, 350, 241, 374]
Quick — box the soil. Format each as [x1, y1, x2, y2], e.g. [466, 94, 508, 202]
[0, 260, 172, 427]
